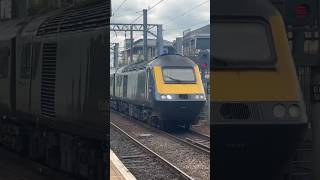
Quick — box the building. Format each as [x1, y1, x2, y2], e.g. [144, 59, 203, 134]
[181, 25, 210, 93]
[121, 38, 173, 64]
[173, 37, 183, 55]
[182, 24, 210, 56]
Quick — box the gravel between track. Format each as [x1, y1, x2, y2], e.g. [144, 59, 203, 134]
[110, 127, 182, 180]
[191, 123, 210, 136]
[110, 112, 210, 180]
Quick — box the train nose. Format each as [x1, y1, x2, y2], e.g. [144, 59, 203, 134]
[179, 106, 188, 109]
[156, 101, 205, 123]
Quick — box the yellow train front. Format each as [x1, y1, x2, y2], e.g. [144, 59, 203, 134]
[212, 0, 308, 179]
[111, 54, 206, 130]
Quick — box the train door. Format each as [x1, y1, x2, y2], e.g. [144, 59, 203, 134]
[137, 70, 146, 101]
[16, 40, 42, 115]
[0, 40, 12, 112]
[16, 41, 33, 113]
[110, 74, 114, 97]
[29, 42, 42, 114]
[115, 75, 121, 97]
[147, 68, 155, 101]
[123, 75, 128, 98]
[145, 69, 149, 100]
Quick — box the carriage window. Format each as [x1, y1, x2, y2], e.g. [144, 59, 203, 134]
[0, 47, 10, 79]
[212, 21, 275, 68]
[162, 68, 196, 83]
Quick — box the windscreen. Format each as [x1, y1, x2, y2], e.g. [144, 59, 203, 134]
[162, 68, 196, 83]
[212, 21, 275, 68]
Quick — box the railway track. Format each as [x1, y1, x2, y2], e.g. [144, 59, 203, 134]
[111, 122, 193, 180]
[151, 127, 210, 154]
[172, 129, 210, 153]
[110, 112, 210, 180]
[114, 111, 210, 154]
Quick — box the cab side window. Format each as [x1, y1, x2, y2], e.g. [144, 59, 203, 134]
[0, 47, 10, 79]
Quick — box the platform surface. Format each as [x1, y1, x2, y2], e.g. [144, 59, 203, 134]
[110, 150, 136, 180]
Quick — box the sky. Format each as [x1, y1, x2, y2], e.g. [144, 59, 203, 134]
[110, 0, 210, 53]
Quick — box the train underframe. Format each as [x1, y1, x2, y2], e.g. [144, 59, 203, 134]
[0, 113, 107, 180]
[110, 98, 203, 131]
[213, 123, 307, 180]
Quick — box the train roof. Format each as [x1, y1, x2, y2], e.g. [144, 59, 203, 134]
[0, 18, 29, 40]
[213, 0, 278, 19]
[116, 60, 149, 73]
[116, 54, 196, 73]
[36, 2, 109, 36]
[0, 1, 110, 39]
[150, 54, 196, 67]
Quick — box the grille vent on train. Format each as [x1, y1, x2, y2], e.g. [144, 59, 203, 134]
[41, 43, 57, 118]
[37, 2, 109, 36]
[220, 103, 251, 119]
[179, 94, 189, 99]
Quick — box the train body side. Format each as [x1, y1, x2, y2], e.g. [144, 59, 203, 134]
[0, 3, 109, 139]
[0, 2, 110, 179]
[18, 32, 107, 137]
[114, 68, 148, 105]
[0, 18, 29, 114]
[0, 39, 14, 113]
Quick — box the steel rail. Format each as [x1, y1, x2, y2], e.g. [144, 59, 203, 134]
[111, 122, 194, 180]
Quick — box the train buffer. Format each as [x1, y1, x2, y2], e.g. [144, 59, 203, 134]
[110, 149, 137, 180]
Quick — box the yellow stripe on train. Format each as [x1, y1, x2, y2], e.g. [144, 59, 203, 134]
[154, 65, 205, 94]
[212, 15, 301, 102]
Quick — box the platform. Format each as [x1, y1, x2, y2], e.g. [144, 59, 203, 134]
[110, 150, 136, 180]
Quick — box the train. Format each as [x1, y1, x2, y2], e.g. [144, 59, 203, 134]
[0, 1, 109, 179]
[110, 54, 206, 130]
[212, 0, 308, 179]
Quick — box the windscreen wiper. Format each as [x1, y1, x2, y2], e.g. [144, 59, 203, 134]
[165, 76, 183, 82]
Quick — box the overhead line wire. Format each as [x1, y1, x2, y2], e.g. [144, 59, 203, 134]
[112, 0, 128, 16]
[164, 20, 209, 31]
[163, 0, 209, 25]
[131, 0, 168, 23]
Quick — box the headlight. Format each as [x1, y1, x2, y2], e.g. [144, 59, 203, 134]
[167, 95, 173, 100]
[200, 95, 205, 99]
[161, 95, 167, 99]
[288, 104, 301, 118]
[273, 104, 286, 118]
[195, 95, 200, 99]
